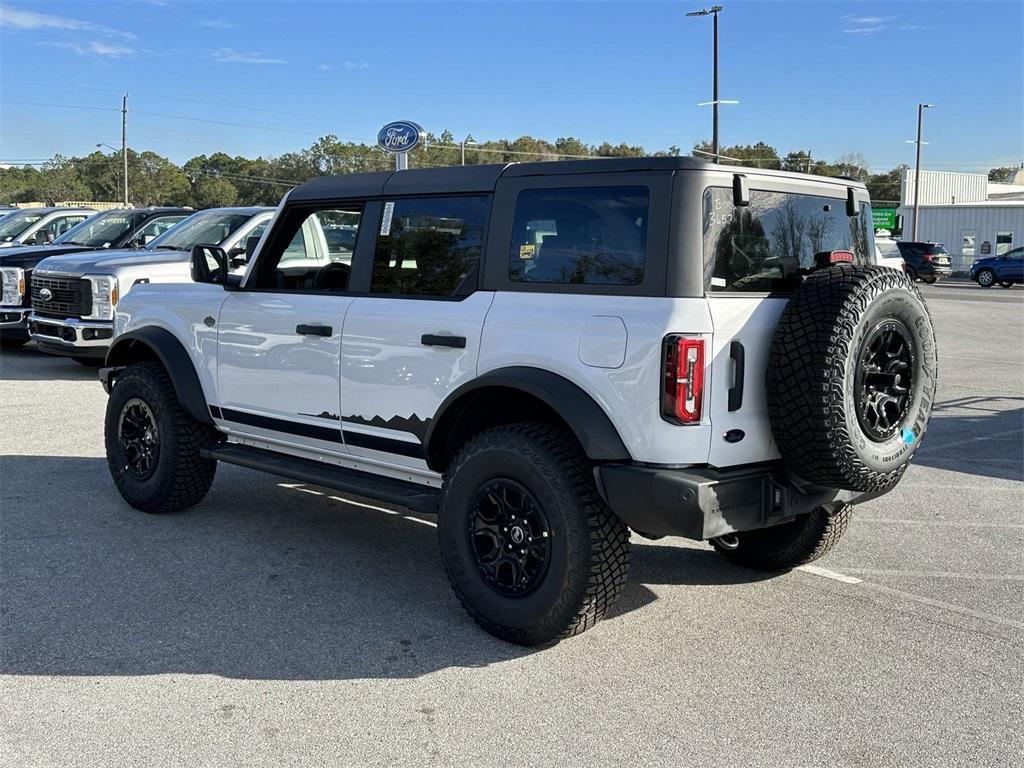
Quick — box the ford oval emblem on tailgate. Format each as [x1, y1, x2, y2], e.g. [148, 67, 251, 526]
[724, 429, 745, 443]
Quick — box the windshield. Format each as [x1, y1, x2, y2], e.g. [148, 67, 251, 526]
[56, 210, 137, 247]
[0, 210, 46, 241]
[146, 210, 255, 251]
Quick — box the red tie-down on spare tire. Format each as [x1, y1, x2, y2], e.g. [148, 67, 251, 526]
[767, 263, 938, 493]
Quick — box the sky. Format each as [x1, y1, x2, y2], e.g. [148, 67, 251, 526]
[0, 0, 1022, 173]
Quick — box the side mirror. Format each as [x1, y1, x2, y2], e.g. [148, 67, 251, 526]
[191, 244, 229, 285]
[732, 174, 750, 207]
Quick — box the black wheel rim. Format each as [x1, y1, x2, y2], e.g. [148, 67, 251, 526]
[467, 480, 552, 597]
[854, 319, 915, 442]
[118, 397, 160, 480]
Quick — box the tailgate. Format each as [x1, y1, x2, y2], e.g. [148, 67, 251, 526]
[706, 296, 787, 467]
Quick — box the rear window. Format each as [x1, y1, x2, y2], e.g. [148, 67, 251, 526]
[509, 186, 648, 286]
[703, 187, 874, 292]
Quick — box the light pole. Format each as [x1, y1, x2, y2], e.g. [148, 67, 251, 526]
[907, 103, 935, 241]
[460, 134, 477, 166]
[96, 143, 122, 204]
[687, 5, 728, 163]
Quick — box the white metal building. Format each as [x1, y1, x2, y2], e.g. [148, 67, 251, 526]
[899, 169, 1024, 273]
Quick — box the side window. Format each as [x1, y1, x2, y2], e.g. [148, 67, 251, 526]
[702, 188, 873, 293]
[137, 215, 187, 240]
[370, 196, 489, 297]
[251, 206, 362, 292]
[46, 215, 88, 239]
[508, 186, 648, 286]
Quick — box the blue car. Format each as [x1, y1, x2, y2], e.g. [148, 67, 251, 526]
[970, 246, 1024, 287]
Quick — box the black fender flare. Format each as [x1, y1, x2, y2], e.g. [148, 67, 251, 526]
[104, 327, 212, 425]
[423, 366, 631, 471]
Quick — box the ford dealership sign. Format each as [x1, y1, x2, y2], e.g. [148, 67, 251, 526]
[377, 121, 423, 153]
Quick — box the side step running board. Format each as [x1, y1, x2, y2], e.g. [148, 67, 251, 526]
[201, 443, 440, 515]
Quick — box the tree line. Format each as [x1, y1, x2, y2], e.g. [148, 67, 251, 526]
[0, 130, 1011, 209]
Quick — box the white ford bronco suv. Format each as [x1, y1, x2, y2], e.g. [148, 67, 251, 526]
[100, 158, 937, 645]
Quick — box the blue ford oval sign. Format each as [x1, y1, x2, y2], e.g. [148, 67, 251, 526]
[378, 121, 423, 153]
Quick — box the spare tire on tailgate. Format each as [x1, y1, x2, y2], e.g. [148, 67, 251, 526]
[767, 264, 938, 493]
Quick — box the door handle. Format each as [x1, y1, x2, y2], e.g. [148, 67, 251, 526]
[296, 323, 332, 337]
[421, 334, 466, 349]
[728, 340, 745, 412]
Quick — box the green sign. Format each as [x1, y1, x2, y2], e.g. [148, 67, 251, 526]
[872, 207, 897, 230]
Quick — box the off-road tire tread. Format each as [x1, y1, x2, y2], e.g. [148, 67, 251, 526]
[767, 265, 936, 492]
[713, 504, 852, 571]
[439, 423, 631, 645]
[105, 361, 218, 514]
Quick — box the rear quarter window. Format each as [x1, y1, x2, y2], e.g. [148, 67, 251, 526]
[703, 187, 873, 293]
[509, 186, 649, 286]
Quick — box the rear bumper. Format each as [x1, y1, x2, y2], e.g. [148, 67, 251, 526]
[28, 314, 113, 358]
[595, 462, 877, 541]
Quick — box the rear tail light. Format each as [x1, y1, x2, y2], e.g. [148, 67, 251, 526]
[922, 253, 934, 263]
[662, 335, 705, 424]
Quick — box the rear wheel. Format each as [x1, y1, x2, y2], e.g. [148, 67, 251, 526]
[999, 281, 1014, 288]
[104, 361, 219, 513]
[976, 269, 996, 287]
[905, 266, 919, 282]
[712, 504, 851, 571]
[438, 423, 631, 646]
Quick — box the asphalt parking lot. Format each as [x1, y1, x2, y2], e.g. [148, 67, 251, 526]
[1, 280, 1021, 768]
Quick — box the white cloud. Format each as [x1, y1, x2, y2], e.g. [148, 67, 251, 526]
[42, 40, 135, 57]
[196, 19, 237, 29]
[0, 5, 135, 39]
[842, 26, 886, 35]
[210, 47, 285, 65]
[317, 61, 370, 72]
[842, 14, 897, 25]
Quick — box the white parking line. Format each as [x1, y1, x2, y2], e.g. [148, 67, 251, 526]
[796, 564, 863, 584]
[861, 582, 1024, 631]
[854, 518, 1024, 530]
[842, 568, 1024, 582]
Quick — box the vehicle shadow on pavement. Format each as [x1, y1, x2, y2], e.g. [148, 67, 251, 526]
[0, 455, 762, 680]
[0, 345, 102, 382]
[913, 398, 1024, 482]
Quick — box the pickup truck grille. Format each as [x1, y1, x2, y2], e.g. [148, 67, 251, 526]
[31, 275, 92, 319]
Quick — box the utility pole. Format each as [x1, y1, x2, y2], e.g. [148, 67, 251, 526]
[121, 93, 129, 207]
[687, 6, 735, 164]
[908, 103, 935, 241]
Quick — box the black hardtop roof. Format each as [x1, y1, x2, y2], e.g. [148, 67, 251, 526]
[289, 156, 866, 202]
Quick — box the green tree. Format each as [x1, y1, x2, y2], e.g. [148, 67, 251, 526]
[38, 155, 90, 204]
[192, 175, 239, 208]
[988, 166, 1017, 183]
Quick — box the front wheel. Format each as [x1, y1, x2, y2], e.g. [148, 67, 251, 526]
[976, 269, 996, 287]
[104, 361, 219, 513]
[712, 505, 852, 571]
[438, 423, 631, 646]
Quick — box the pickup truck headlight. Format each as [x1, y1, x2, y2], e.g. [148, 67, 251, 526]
[82, 275, 119, 320]
[0, 267, 25, 306]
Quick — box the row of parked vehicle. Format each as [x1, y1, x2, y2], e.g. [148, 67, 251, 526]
[875, 234, 1023, 288]
[0, 205, 274, 362]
